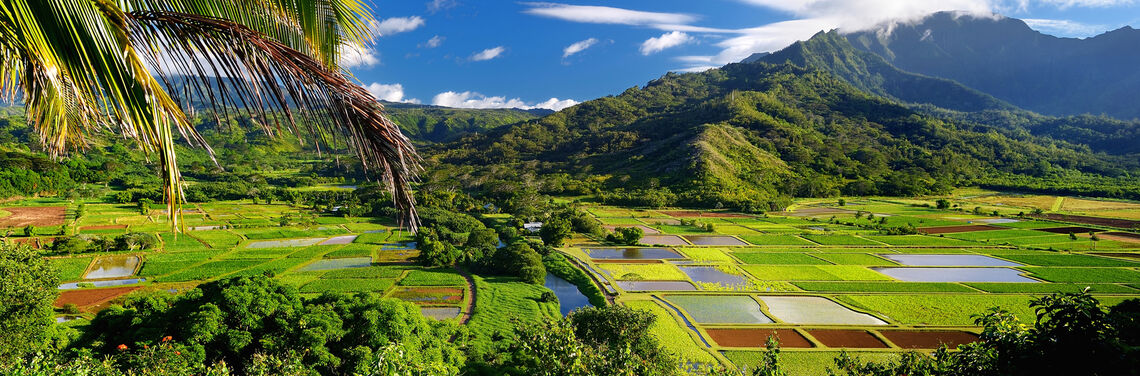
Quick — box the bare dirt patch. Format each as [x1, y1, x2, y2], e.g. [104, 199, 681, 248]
[80, 225, 128, 231]
[705, 328, 813, 348]
[54, 286, 140, 309]
[1097, 233, 1140, 244]
[879, 330, 979, 349]
[1036, 226, 1103, 234]
[659, 211, 752, 218]
[1031, 213, 1140, 230]
[0, 206, 66, 228]
[918, 224, 1006, 234]
[9, 237, 54, 248]
[806, 329, 889, 348]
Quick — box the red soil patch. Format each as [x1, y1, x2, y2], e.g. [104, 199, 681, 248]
[1036, 226, 1103, 234]
[9, 237, 55, 249]
[0, 206, 66, 228]
[1031, 213, 1140, 230]
[705, 328, 813, 348]
[591, 259, 664, 264]
[918, 224, 1005, 234]
[660, 211, 752, 218]
[603, 225, 662, 234]
[54, 286, 140, 308]
[1097, 232, 1140, 244]
[806, 329, 889, 348]
[879, 330, 979, 349]
[1104, 232, 1140, 240]
[80, 225, 128, 231]
[389, 287, 463, 305]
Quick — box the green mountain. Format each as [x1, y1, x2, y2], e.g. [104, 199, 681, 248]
[846, 12, 1140, 119]
[381, 102, 541, 143]
[434, 63, 1140, 209]
[751, 29, 1140, 156]
[754, 30, 1012, 113]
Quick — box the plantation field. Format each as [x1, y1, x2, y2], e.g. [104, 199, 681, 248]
[557, 195, 1140, 372]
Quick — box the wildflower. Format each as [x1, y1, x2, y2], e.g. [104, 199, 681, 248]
[117, 344, 128, 351]
[162, 336, 172, 342]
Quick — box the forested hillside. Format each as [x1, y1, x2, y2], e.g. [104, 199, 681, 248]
[382, 102, 540, 143]
[432, 63, 1140, 210]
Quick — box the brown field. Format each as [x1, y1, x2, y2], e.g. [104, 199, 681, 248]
[659, 211, 752, 218]
[806, 329, 889, 348]
[918, 224, 1006, 234]
[9, 237, 54, 248]
[1031, 213, 1140, 229]
[0, 206, 66, 228]
[388, 287, 463, 305]
[80, 225, 128, 231]
[788, 207, 856, 217]
[705, 328, 813, 348]
[1036, 226, 1104, 234]
[603, 225, 661, 234]
[1060, 198, 1140, 212]
[1098, 233, 1140, 244]
[879, 330, 979, 349]
[54, 286, 140, 308]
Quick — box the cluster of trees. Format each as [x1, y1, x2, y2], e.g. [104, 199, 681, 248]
[412, 208, 547, 284]
[48, 233, 159, 255]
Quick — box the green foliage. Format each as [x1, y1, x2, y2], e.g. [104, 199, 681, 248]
[82, 276, 464, 375]
[539, 217, 572, 247]
[0, 243, 60, 360]
[543, 253, 606, 307]
[606, 226, 643, 246]
[399, 269, 467, 286]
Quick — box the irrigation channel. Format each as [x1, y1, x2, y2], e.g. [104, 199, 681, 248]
[543, 274, 593, 316]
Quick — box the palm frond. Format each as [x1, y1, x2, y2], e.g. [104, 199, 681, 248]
[118, 0, 375, 69]
[128, 11, 420, 229]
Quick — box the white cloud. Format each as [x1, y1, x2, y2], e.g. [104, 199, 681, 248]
[365, 83, 420, 104]
[563, 38, 599, 58]
[1023, 18, 1109, 36]
[339, 44, 379, 68]
[427, 0, 458, 13]
[640, 31, 695, 55]
[432, 91, 578, 110]
[471, 46, 506, 61]
[422, 35, 444, 48]
[373, 16, 426, 36]
[1035, 0, 1135, 8]
[523, 3, 696, 25]
[533, 98, 580, 111]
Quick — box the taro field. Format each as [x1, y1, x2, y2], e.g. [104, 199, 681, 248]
[565, 192, 1140, 374]
[7, 199, 561, 330]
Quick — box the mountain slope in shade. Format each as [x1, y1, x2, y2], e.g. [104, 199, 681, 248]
[754, 30, 1012, 113]
[846, 11, 1140, 119]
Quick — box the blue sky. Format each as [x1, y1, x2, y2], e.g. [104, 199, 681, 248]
[347, 0, 1140, 110]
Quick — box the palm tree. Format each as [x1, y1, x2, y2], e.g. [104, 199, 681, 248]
[0, 0, 419, 229]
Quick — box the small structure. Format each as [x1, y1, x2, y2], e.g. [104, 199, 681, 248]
[523, 222, 543, 233]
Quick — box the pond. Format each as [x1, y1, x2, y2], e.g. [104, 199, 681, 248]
[665, 295, 773, 324]
[758, 296, 886, 325]
[617, 281, 697, 291]
[682, 235, 748, 246]
[545, 274, 593, 316]
[420, 307, 461, 320]
[586, 247, 684, 260]
[679, 266, 749, 288]
[59, 278, 146, 290]
[879, 254, 1021, 267]
[319, 235, 358, 245]
[639, 235, 690, 246]
[83, 256, 140, 279]
[873, 267, 1039, 282]
[298, 257, 373, 272]
[246, 238, 324, 249]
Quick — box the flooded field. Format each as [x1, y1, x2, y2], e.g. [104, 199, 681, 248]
[586, 247, 684, 259]
[758, 296, 886, 325]
[297, 257, 373, 271]
[665, 295, 772, 324]
[678, 266, 749, 288]
[682, 235, 748, 246]
[616, 281, 698, 291]
[639, 235, 691, 246]
[420, 307, 461, 320]
[83, 256, 140, 279]
[873, 267, 1038, 282]
[880, 254, 1022, 267]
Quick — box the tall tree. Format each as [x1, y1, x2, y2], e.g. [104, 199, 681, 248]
[0, 243, 60, 360]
